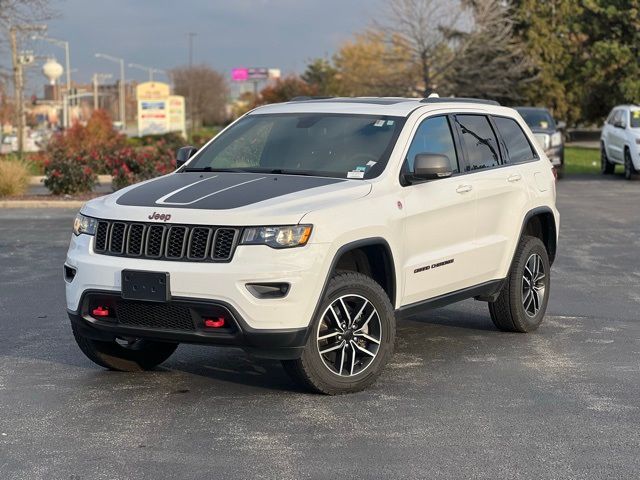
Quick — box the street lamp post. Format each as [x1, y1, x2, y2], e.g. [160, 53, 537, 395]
[95, 53, 126, 129]
[92, 73, 112, 110]
[128, 63, 166, 82]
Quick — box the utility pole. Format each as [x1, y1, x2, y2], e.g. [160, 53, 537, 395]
[188, 32, 197, 138]
[128, 63, 166, 82]
[10, 24, 46, 157]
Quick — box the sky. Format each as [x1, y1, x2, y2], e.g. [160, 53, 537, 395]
[20, 0, 375, 94]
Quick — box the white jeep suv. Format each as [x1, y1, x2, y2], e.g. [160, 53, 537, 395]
[601, 104, 640, 179]
[65, 97, 559, 394]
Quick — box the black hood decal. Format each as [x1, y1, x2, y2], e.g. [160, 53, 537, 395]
[116, 172, 345, 210]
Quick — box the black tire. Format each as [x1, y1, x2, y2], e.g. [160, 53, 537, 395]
[601, 143, 615, 174]
[282, 272, 395, 395]
[489, 236, 550, 333]
[624, 148, 639, 180]
[72, 324, 178, 371]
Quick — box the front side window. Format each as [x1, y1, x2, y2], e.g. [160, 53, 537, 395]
[405, 116, 458, 173]
[631, 110, 640, 129]
[455, 115, 501, 171]
[186, 113, 404, 179]
[493, 116, 537, 164]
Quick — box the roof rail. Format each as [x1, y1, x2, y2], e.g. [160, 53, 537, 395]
[289, 96, 335, 102]
[420, 97, 500, 106]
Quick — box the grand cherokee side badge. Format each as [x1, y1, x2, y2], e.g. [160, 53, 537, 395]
[148, 211, 172, 222]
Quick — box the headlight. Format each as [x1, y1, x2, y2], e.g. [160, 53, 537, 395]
[73, 213, 98, 236]
[240, 225, 312, 248]
[550, 132, 563, 148]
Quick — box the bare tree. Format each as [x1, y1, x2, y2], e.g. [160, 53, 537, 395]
[375, 0, 467, 95]
[446, 0, 533, 103]
[170, 65, 229, 128]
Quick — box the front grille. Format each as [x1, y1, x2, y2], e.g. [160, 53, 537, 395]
[116, 300, 196, 330]
[93, 220, 239, 262]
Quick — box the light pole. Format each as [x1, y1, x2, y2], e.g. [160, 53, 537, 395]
[95, 53, 126, 128]
[128, 63, 166, 82]
[187, 32, 197, 138]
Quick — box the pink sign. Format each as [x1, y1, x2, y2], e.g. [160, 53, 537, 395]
[232, 68, 248, 82]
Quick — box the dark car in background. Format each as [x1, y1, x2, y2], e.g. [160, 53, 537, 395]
[516, 107, 566, 178]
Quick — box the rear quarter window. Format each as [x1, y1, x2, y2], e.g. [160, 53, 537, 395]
[493, 116, 537, 164]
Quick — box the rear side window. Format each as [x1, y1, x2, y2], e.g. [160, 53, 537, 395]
[405, 116, 459, 173]
[455, 115, 501, 171]
[493, 116, 537, 164]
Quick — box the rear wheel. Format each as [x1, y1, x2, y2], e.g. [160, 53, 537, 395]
[282, 272, 395, 394]
[624, 148, 639, 180]
[72, 324, 178, 371]
[601, 143, 615, 174]
[489, 236, 550, 333]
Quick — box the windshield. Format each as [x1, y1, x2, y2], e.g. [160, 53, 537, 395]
[516, 108, 556, 130]
[186, 113, 405, 179]
[631, 110, 640, 129]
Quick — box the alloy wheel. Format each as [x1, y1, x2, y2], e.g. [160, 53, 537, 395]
[316, 294, 381, 377]
[522, 253, 546, 317]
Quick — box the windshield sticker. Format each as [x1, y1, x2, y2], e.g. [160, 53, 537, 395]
[374, 119, 386, 127]
[540, 121, 549, 129]
[386, 120, 395, 126]
[347, 170, 365, 179]
[366, 160, 377, 167]
[355, 166, 367, 172]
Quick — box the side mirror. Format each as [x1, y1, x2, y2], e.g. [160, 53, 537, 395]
[176, 146, 198, 168]
[412, 153, 453, 181]
[557, 121, 566, 130]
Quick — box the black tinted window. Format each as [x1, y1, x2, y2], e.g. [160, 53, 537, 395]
[406, 116, 458, 173]
[493, 117, 536, 164]
[455, 115, 501, 171]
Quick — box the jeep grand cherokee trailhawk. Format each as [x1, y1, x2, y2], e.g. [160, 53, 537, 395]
[65, 96, 559, 394]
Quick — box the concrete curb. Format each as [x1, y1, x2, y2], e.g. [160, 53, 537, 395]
[29, 175, 112, 186]
[0, 200, 85, 208]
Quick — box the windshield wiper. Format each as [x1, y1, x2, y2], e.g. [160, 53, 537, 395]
[263, 169, 313, 176]
[183, 167, 251, 173]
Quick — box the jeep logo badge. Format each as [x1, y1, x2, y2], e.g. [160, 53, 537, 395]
[148, 211, 172, 222]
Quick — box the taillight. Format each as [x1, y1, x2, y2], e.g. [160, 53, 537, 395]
[204, 317, 225, 328]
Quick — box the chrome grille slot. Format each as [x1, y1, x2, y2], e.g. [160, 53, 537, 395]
[212, 228, 238, 261]
[95, 221, 109, 251]
[145, 225, 166, 258]
[126, 224, 145, 256]
[109, 222, 127, 254]
[166, 226, 187, 259]
[92, 220, 239, 263]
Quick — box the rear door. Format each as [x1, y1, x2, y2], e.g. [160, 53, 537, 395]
[400, 114, 479, 305]
[453, 114, 531, 282]
[608, 109, 626, 162]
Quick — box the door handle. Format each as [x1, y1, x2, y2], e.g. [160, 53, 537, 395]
[508, 173, 522, 183]
[456, 184, 473, 194]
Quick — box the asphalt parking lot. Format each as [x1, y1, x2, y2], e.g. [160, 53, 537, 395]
[1, 175, 639, 480]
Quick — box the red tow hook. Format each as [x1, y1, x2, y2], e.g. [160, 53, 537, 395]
[92, 306, 110, 317]
[204, 317, 225, 328]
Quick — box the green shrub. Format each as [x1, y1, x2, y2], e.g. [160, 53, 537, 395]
[0, 158, 31, 197]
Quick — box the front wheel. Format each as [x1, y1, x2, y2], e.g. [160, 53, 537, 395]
[72, 324, 178, 371]
[601, 144, 615, 174]
[624, 149, 639, 180]
[282, 272, 395, 394]
[489, 236, 550, 333]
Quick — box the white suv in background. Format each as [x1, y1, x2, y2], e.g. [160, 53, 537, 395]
[601, 105, 640, 179]
[65, 97, 559, 394]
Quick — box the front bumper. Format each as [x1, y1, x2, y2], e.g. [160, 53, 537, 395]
[68, 290, 308, 359]
[65, 233, 330, 332]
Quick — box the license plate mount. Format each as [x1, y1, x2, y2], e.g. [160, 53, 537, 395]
[121, 270, 170, 302]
